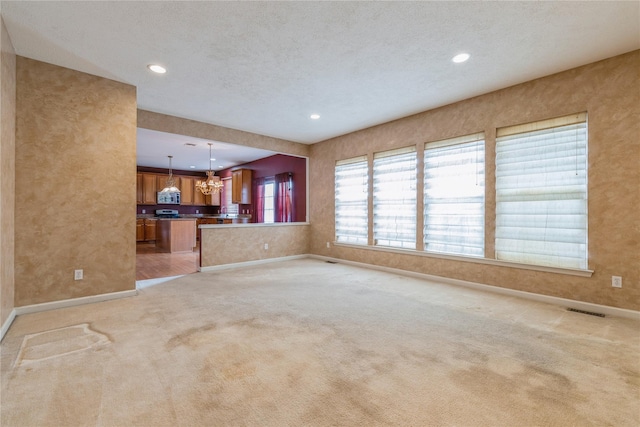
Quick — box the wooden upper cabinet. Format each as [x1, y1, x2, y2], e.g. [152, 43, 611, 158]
[208, 191, 221, 206]
[191, 175, 220, 206]
[156, 174, 169, 191]
[193, 182, 207, 206]
[138, 172, 219, 206]
[138, 172, 194, 205]
[208, 176, 221, 206]
[136, 174, 144, 204]
[232, 169, 252, 204]
[141, 173, 157, 205]
[179, 176, 194, 205]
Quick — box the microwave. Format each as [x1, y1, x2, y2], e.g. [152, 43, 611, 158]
[157, 191, 181, 205]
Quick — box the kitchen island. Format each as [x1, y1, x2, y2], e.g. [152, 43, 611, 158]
[156, 218, 196, 253]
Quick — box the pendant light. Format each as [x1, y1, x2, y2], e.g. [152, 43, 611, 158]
[160, 155, 180, 193]
[196, 143, 223, 195]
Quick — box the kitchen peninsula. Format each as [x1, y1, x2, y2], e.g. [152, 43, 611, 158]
[156, 218, 197, 253]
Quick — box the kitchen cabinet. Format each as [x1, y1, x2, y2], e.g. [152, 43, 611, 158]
[136, 174, 144, 204]
[193, 185, 207, 206]
[157, 219, 196, 253]
[157, 174, 177, 192]
[137, 171, 220, 206]
[191, 175, 221, 206]
[144, 218, 157, 241]
[136, 219, 145, 241]
[232, 169, 252, 204]
[137, 218, 157, 242]
[208, 190, 221, 206]
[141, 173, 158, 205]
[179, 176, 194, 205]
[207, 176, 222, 206]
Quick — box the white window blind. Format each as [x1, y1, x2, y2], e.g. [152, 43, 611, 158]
[373, 147, 416, 249]
[424, 133, 485, 257]
[495, 113, 588, 269]
[223, 178, 238, 215]
[335, 156, 368, 245]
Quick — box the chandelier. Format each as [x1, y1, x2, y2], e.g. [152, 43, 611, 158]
[196, 143, 223, 195]
[160, 155, 180, 193]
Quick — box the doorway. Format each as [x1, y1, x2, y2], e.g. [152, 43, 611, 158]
[135, 241, 199, 282]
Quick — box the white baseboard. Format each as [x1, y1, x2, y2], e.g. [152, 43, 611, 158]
[199, 254, 308, 272]
[1, 309, 17, 343]
[13, 289, 138, 317]
[309, 255, 640, 321]
[136, 275, 185, 290]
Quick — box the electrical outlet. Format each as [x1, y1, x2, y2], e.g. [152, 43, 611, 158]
[141, 209, 146, 214]
[74, 269, 83, 280]
[327, 242, 330, 248]
[612, 276, 622, 288]
[264, 243, 269, 250]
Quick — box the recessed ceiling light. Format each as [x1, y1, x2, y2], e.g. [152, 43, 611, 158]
[210, 158, 216, 161]
[147, 64, 166, 74]
[310, 114, 320, 120]
[189, 165, 196, 169]
[452, 53, 470, 63]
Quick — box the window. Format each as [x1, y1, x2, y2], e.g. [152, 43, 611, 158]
[335, 156, 368, 245]
[223, 178, 238, 214]
[373, 147, 416, 249]
[424, 133, 485, 257]
[495, 113, 588, 270]
[263, 181, 275, 223]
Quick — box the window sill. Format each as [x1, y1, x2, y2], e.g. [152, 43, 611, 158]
[333, 242, 594, 278]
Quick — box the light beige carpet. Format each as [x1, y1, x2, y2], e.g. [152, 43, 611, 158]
[1, 259, 639, 426]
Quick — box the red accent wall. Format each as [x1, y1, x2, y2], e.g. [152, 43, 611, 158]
[219, 154, 307, 222]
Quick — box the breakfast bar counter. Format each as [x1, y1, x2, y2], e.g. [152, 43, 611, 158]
[156, 218, 196, 253]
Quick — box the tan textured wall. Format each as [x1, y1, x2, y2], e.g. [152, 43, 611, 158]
[200, 224, 309, 267]
[309, 51, 640, 311]
[138, 110, 310, 158]
[0, 16, 16, 326]
[14, 57, 137, 306]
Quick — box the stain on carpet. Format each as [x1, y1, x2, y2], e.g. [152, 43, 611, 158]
[221, 361, 257, 380]
[14, 323, 111, 368]
[302, 377, 390, 426]
[166, 323, 217, 350]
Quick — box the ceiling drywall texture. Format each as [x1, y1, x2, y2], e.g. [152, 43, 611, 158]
[1, 1, 639, 144]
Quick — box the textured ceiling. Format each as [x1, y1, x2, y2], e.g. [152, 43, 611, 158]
[1, 1, 638, 165]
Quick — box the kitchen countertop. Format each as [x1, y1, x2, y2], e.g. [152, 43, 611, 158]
[137, 214, 252, 220]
